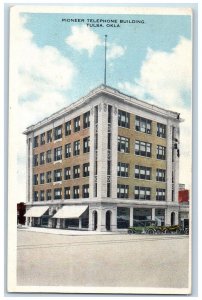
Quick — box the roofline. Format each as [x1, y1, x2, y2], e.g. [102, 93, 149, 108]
[23, 84, 182, 135]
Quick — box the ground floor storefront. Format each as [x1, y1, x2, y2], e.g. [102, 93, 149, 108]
[25, 201, 188, 232]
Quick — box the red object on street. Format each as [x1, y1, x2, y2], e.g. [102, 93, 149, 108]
[178, 190, 189, 203]
[17, 202, 26, 225]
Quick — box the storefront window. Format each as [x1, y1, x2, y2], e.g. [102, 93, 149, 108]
[117, 207, 130, 229]
[133, 208, 152, 225]
[65, 219, 79, 228]
[155, 209, 165, 226]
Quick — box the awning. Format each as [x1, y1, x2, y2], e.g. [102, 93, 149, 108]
[24, 206, 49, 217]
[52, 205, 88, 219]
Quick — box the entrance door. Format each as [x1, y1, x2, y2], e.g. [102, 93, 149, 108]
[171, 212, 175, 226]
[106, 210, 111, 231]
[93, 211, 97, 231]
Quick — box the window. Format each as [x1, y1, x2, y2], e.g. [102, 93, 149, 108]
[40, 173, 45, 184]
[46, 150, 52, 163]
[54, 146, 62, 161]
[117, 184, 129, 198]
[73, 186, 80, 199]
[33, 154, 38, 166]
[83, 184, 89, 198]
[47, 130, 52, 143]
[33, 136, 39, 148]
[135, 165, 151, 180]
[54, 188, 62, 200]
[74, 116, 80, 132]
[64, 187, 71, 199]
[155, 209, 165, 226]
[156, 169, 166, 182]
[118, 136, 129, 153]
[156, 188, 166, 201]
[65, 120, 71, 136]
[118, 110, 130, 128]
[135, 140, 151, 157]
[95, 106, 98, 124]
[108, 105, 112, 123]
[46, 189, 52, 201]
[83, 136, 90, 153]
[117, 162, 129, 177]
[40, 133, 45, 145]
[83, 111, 90, 128]
[54, 169, 62, 182]
[64, 167, 71, 180]
[33, 191, 38, 202]
[117, 207, 130, 229]
[65, 143, 71, 158]
[74, 140, 80, 156]
[73, 165, 80, 179]
[157, 145, 166, 160]
[40, 152, 45, 165]
[46, 171, 52, 183]
[40, 190, 45, 201]
[157, 123, 166, 138]
[133, 208, 152, 222]
[135, 187, 151, 200]
[33, 174, 38, 185]
[54, 125, 62, 140]
[135, 116, 152, 134]
[83, 163, 90, 177]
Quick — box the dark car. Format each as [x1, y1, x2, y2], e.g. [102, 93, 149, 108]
[156, 224, 183, 234]
[128, 220, 158, 235]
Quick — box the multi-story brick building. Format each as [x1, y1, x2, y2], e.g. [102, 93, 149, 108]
[24, 85, 182, 231]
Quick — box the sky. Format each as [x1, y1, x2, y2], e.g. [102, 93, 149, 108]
[11, 8, 192, 203]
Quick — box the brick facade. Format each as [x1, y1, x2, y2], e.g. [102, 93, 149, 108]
[24, 85, 182, 231]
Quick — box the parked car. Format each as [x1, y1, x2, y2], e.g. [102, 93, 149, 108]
[128, 220, 158, 234]
[155, 224, 183, 234]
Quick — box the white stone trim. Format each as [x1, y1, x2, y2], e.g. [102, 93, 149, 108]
[24, 85, 181, 135]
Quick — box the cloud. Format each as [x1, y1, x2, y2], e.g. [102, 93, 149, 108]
[11, 13, 77, 203]
[118, 37, 192, 189]
[65, 25, 101, 56]
[107, 44, 126, 61]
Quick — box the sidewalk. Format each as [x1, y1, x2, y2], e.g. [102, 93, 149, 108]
[17, 225, 124, 236]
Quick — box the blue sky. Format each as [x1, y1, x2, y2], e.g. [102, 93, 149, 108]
[11, 8, 192, 202]
[23, 12, 191, 104]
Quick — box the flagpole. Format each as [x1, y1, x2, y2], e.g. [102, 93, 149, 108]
[104, 35, 107, 86]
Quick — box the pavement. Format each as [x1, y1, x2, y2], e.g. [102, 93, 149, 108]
[16, 230, 190, 291]
[17, 225, 123, 235]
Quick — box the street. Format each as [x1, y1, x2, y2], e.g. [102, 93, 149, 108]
[17, 230, 189, 288]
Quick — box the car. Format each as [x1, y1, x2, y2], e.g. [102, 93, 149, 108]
[128, 220, 158, 235]
[156, 224, 183, 234]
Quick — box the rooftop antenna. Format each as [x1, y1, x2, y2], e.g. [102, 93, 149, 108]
[104, 35, 107, 86]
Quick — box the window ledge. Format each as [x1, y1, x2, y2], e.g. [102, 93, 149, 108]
[53, 181, 62, 185]
[54, 138, 62, 143]
[54, 160, 62, 164]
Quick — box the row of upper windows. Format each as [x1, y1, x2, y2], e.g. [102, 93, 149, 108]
[32, 110, 166, 148]
[33, 184, 89, 201]
[33, 111, 90, 147]
[118, 110, 166, 138]
[33, 137, 90, 166]
[118, 163, 166, 182]
[118, 136, 166, 160]
[33, 163, 165, 185]
[117, 184, 166, 201]
[33, 137, 166, 166]
[33, 163, 90, 185]
[33, 185, 165, 201]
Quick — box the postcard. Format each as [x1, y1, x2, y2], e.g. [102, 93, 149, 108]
[8, 5, 192, 294]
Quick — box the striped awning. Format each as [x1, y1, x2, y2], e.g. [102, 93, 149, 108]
[52, 205, 88, 219]
[24, 206, 49, 217]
